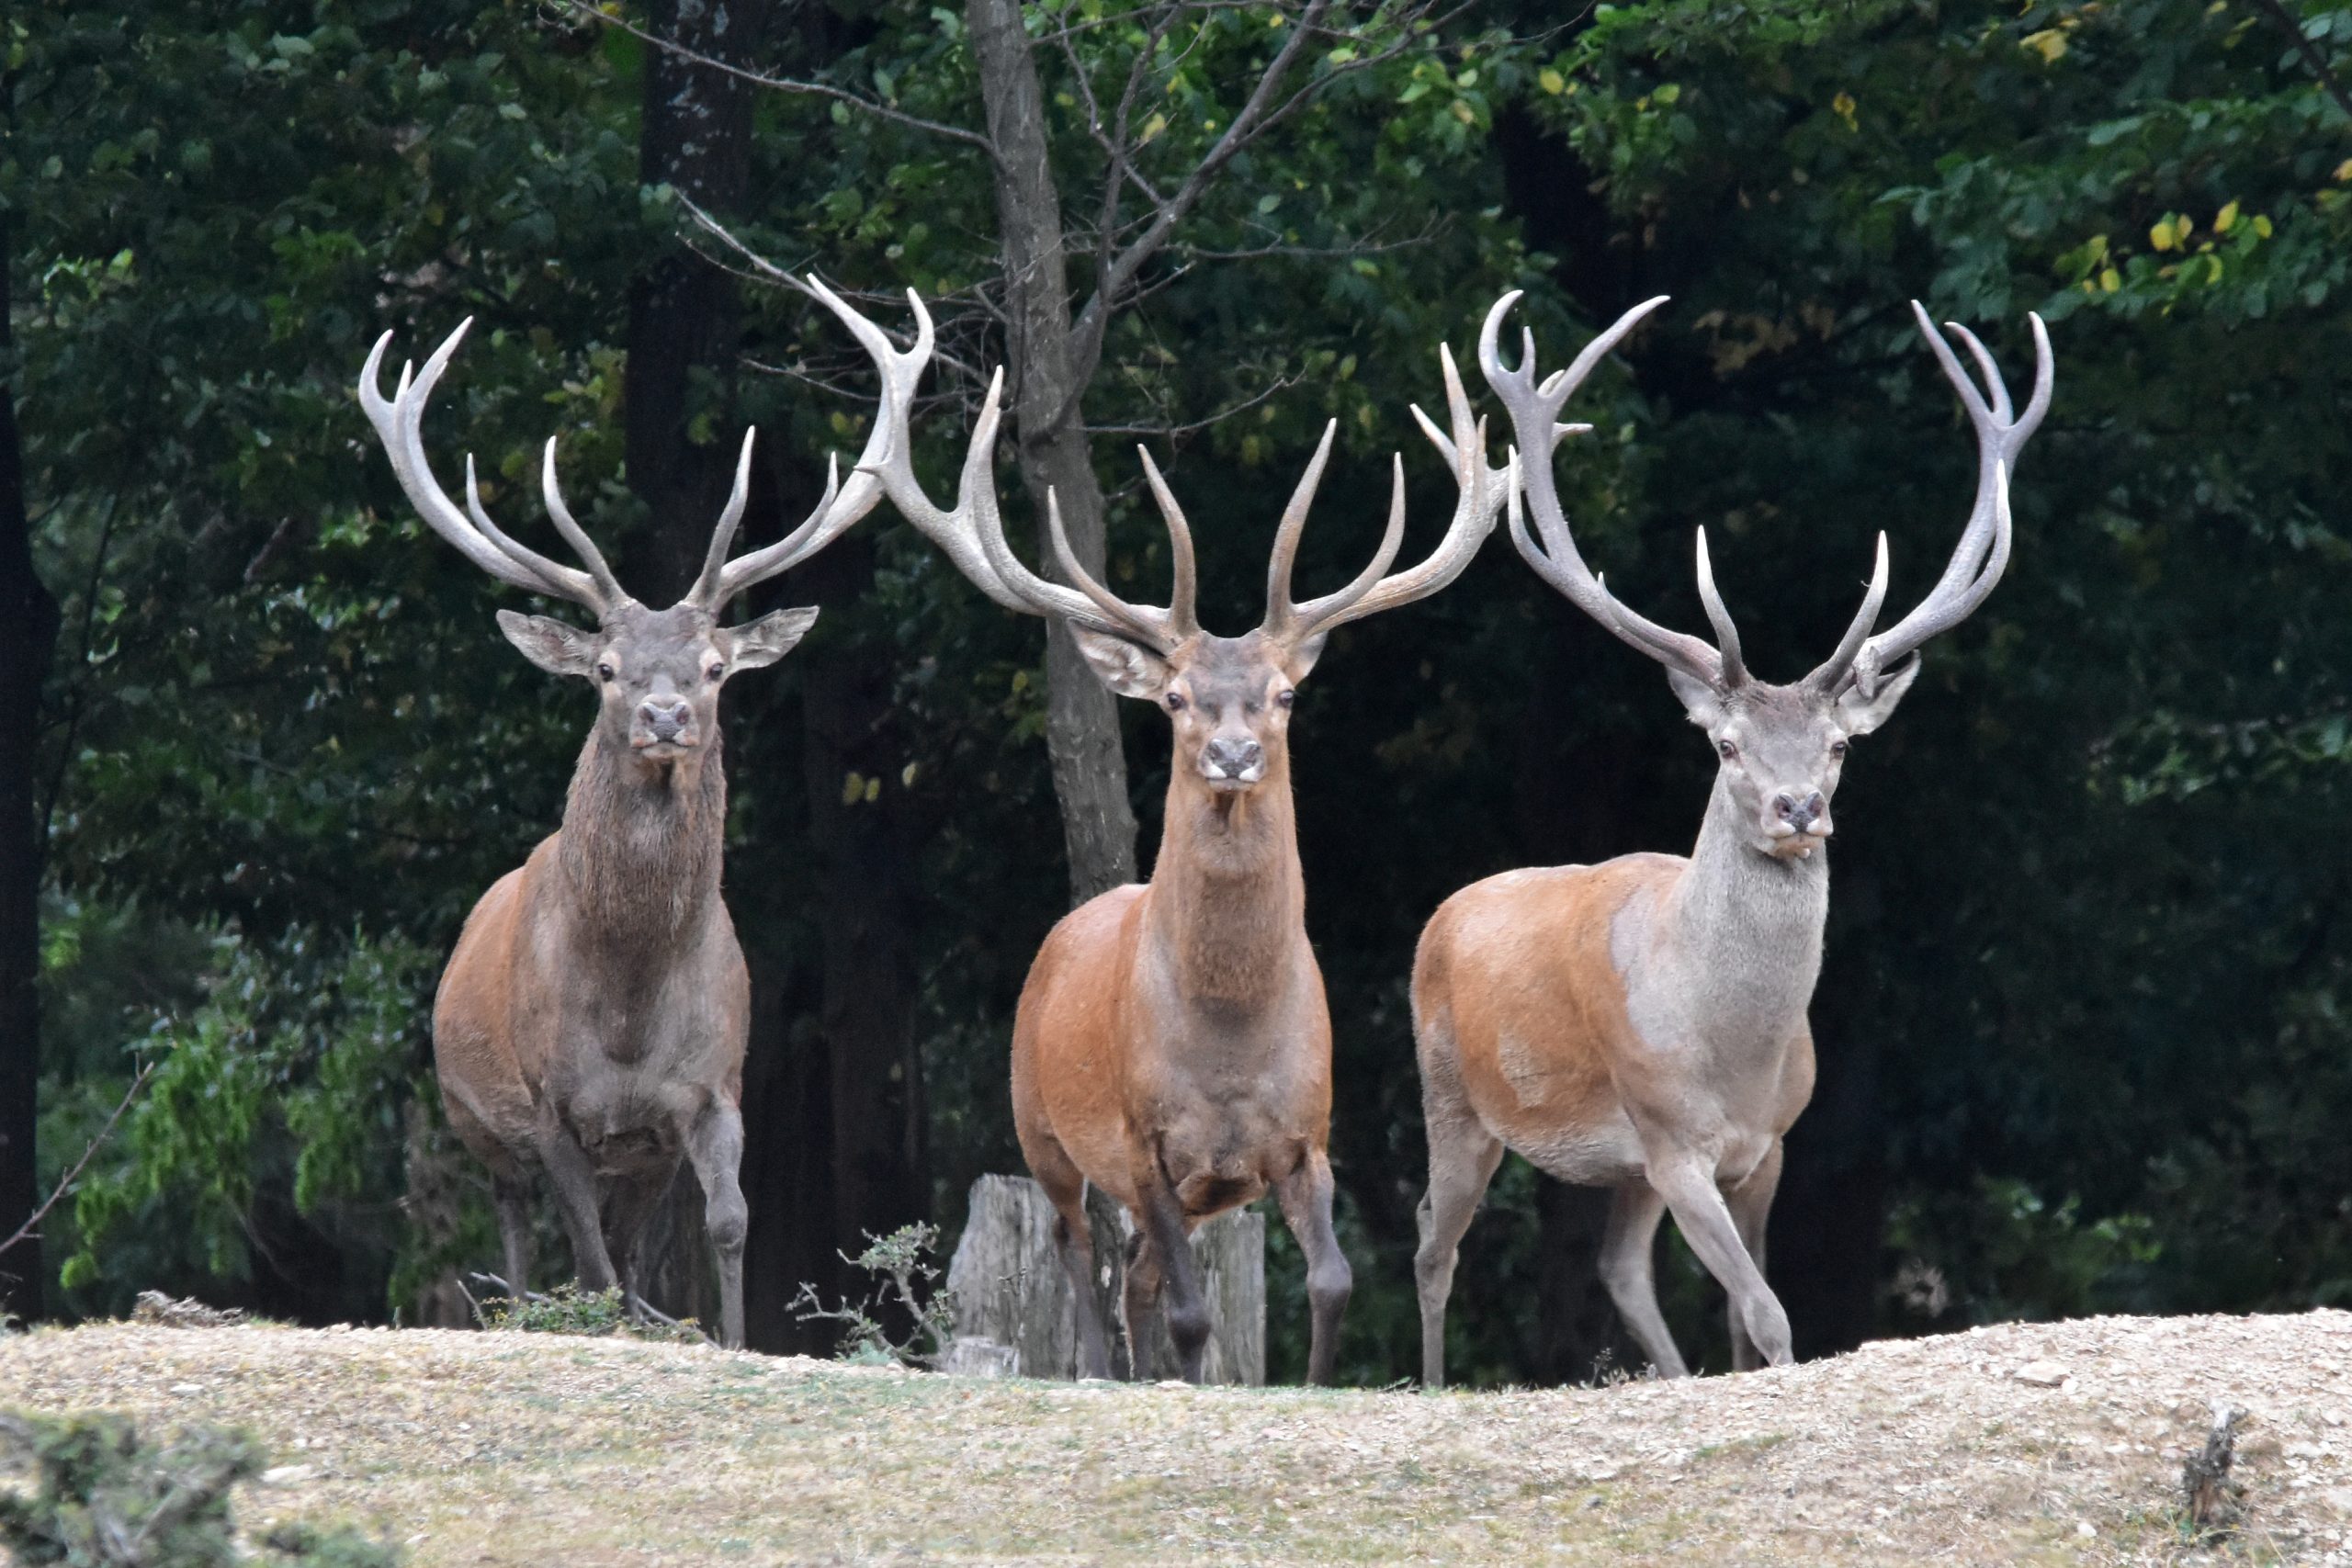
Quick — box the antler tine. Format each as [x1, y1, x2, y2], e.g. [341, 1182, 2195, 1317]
[537, 438, 629, 606]
[1803, 531, 1892, 694]
[1484, 291, 1735, 688]
[1838, 306, 2053, 694]
[458, 455, 599, 605]
[1692, 529, 1749, 688]
[1042, 489, 1188, 653]
[1262, 422, 1340, 633]
[357, 322, 614, 612]
[1136, 447, 1200, 639]
[695, 278, 937, 608]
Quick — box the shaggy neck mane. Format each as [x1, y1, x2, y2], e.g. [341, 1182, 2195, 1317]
[556, 728, 728, 951]
[1148, 762, 1304, 1008]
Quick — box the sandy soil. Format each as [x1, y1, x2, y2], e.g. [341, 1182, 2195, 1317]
[1, 1311, 2347, 1565]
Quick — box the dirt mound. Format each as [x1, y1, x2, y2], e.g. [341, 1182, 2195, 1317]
[0, 1311, 2346, 1563]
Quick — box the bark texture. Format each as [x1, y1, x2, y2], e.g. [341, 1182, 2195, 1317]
[966, 0, 1139, 905]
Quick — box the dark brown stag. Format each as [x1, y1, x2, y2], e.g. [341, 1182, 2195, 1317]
[806, 280, 1507, 1382]
[357, 319, 892, 1347]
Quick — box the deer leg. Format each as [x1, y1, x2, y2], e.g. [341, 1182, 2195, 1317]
[1646, 1156, 1793, 1369]
[1119, 1230, 1165, 1382]
[683, 1098, 749, 1350]
[602, 1165, 678, 1323]
[1414, 1112, 1504, 1390]
[1136, 1175, 1211, 1384]
[1275, 1150, 1352, 1387]
[1597, 1180, 1689, 1379]
[537, 1129, 621, 1292]
[1724, 1140, 1783, 1372]
[1027, 1140, 1111, 1378]
[492, 1174, 535, 1306]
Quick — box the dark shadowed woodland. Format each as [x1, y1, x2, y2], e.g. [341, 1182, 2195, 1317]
[5, 0, 2351, 1387]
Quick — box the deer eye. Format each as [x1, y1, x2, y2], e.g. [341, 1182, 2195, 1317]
[1165, 692, 1186, 713]
[707, 661, 727, 683]
[1276, 689, 1295, 709]
[594, 662, 616, 683]
[1717, 739, 1737, 761]
[1829, 738, 1849, 758]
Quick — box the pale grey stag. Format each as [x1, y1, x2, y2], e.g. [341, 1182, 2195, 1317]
[357, 318, 894, 1347]
[1413, 294, 2052, 1382]
[806, 278, 1505, 1382]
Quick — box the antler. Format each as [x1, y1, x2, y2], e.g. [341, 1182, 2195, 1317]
[1481, 291, 1732, 684]
[359, 321, 621, 615]
[1261, 343, 1510, 649]
[803, 278, 1193, 655]
[360, 320, 889, 617]
[1810, 303, 2053, 696]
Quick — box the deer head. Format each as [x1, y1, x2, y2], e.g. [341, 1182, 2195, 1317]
[357, 320, 894, 767]
[1483, 293, 2053, 859]
[800, 279, 1511, 797]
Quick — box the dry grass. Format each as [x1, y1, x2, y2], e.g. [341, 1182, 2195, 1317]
[2, 1312, 2349, 1564]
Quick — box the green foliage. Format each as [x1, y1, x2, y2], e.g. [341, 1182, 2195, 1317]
[60, 929, 435, 1316]
[478, 1284, 704, 1345]
[0, 1411, 398, 1567]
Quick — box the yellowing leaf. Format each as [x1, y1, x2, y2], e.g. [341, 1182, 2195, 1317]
[1538, 67, 1566, 95]
[2022, 28, 2067, 61]
[1832, 91, 1858, 130]
[2099, 267, 2120, 293]
[841, 771, 865, 806]
[864, 776, 881, 803]
[1451, 99, 1476, 125]
[2149, 218, 2176, 252]
[1139, 112, 1167, 142]
[2252, 214, 2274, 238]
[2214, 199, 2239, 232]
[2337, 158, 2352, 182]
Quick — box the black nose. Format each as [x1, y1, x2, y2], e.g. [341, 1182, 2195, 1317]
[640, 699, 691, 739]
[1774, 790, 1826, 830]
[1204, 738, 1263, 777]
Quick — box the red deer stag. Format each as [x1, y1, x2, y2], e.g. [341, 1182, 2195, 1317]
[356, 319, 892, 1348]
[807, 280, 1505, 1382]
[1413, 294, 2052, 1382]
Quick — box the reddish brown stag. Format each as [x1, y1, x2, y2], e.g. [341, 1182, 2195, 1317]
[808, 280, 1506, 1382]
[356, 317, 894, 1347]
[1413, 293, 2052, 1383]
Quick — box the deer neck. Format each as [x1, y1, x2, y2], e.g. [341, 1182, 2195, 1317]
[555, 729, 728, 950]
[1145, 761, 1306, 1010]
[1659, 772, 1831, 1042]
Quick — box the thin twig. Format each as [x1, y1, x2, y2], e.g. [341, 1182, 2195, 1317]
[554, 0, 1005, 164]
[2245, 0, 2352, 124]
[0, 1061, 156, 1258]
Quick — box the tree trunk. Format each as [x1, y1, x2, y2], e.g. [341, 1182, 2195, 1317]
[795, 535, 927, 1292]
[966, 0, 1139, 906]
[0, 206, 59, 1320]
[624, 0, 773, 600]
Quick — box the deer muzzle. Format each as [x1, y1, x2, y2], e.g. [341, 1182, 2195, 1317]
[1201, 737, 1266, 787]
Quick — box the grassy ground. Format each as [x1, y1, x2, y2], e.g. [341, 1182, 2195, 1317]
[2, 1312, 2349, 1564]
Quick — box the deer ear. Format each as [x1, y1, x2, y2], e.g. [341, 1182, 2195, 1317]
[1282, 632, 1329, 684]
[497, 611, 599, 677]
[724, 607, 820, 671]
[1837, 652, 1921, 735]
[1068, 626, 1172, 701]
[1666, 667, 1726, 728]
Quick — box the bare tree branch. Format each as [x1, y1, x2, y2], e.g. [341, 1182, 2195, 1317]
[0, 1061, 153, 1259]
[554, 0, 1006, 164]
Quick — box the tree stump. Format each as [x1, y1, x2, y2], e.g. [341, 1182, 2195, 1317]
[945, 1174, 1264, 1383]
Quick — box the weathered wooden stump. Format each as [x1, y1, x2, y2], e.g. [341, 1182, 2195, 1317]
[945, 1173, 1264, 1383]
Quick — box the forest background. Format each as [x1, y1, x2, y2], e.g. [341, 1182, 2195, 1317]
[5, 0, 2349, 1386]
